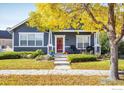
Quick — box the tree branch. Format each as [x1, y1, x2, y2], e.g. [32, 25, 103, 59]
[115, 24, 124, 44]
[115, 9, 124, 44]
[82, 4, 109, 31]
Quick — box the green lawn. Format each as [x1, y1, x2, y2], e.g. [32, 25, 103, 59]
[0, 59, 54, 69]
[71, 59, 124, 70]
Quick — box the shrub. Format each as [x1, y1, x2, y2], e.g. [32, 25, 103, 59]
[67, 54, 97, 62]
[35, 55, 43, 61]
[0, 49, 44, 60]
[19, 49, 44, 58]
[30, 49, 44, 58]
[118, 41, 124, 55]
[35, 55, 54, 61]
[99, 53, 110, 60]
[48, 56, 54, 60]
[0, 52, 21, 59]
[35, 49, 44, 55]
[18, 51, 35, 58]
[100, 32, 110, 54]
[26, 54, 34, 59]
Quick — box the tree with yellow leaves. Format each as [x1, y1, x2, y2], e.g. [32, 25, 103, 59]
[28, 3, 124, 81]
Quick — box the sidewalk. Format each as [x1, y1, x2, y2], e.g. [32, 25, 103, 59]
[0, 69, 110, 76]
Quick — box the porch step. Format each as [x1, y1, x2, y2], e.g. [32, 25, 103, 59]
[55, 56, 67, 58]
[54, 65, 71, 70]
[55, 58, 67, 61]
[54, 61, 70, 65]
[55, 55, 67, 58]
[54, 53, 70, 70]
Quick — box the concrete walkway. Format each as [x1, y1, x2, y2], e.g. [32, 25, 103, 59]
[0, 70, 109, 76]
[54, 54, 70, 70]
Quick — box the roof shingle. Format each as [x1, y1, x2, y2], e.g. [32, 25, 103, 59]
[0, 30, 12, 39]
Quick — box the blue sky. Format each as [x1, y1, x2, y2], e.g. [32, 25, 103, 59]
[0, 3, 35, 30]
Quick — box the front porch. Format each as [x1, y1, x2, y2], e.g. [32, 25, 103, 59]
[47, 30, 101, 55]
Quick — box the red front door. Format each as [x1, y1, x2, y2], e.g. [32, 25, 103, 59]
[57, 38, 63, 52]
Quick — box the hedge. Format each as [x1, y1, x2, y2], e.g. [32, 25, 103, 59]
[67, 54, 97, 62]
[0, 52, 21, 59]
[0, 49, 44, 60]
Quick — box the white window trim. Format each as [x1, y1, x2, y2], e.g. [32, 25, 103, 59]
[14, 46, 47, 47]
[55, 35, 65, 53]
[19, 32, 44, 47]
[76, 35, 91, 50]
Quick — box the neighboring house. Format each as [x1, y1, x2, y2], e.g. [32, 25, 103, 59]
[8, 19, 101, 55]
[0, 30, 12, 51]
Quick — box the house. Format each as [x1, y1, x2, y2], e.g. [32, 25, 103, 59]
[8, 19, 101, 55]
[0, 30, 12, 51]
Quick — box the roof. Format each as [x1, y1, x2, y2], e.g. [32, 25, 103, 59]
[0, 30, 12, 39]
[7, 18, 97, 32]
[7, 19, 28, 31]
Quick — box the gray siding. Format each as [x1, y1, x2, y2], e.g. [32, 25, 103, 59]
[14, 47, 47, 53]
[52, 32, 94, 51]
[13, 24, 48, 53]
[13, 23, 95, 54]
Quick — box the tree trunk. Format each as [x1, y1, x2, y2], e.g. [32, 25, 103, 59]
[107, 3, 119, 80]
[107, 4, 119, 80]
[109, 40, 119, 80]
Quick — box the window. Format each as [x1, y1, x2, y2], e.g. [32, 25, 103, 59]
[36, 34, 43, 46]
[76, 35, 90, 49]
[19, 33, 44, 46]
[20, 34, 27, 46]
[28, 34, 35, 46]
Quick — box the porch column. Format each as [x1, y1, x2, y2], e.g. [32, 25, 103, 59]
[47, 30, 53, 55]
[50, 30, 53, 50]
[94, 32, 101, 55]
